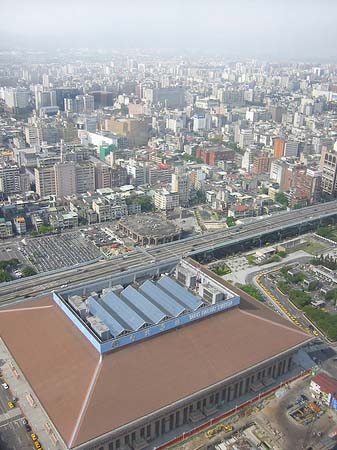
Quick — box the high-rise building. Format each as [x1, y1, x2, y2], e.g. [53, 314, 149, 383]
[171, 170, 190, 206]
[14, 217, 26, 235]
[252, 153, 273, 175]
[75, 162, 95, 194]
[273, 138, 286, 159]
[144, 87, 185, 108]
[89, 91, 114, 109]
[127, 163, 147, 186]
[284, 141, 299, 158]
[65, 95, 94, 114]
[35, 89, 57, 111]
[54, 163, 76, 198]
[111, 166, 128, 187]
[320, 149, 337, 196]
[35, 165, 56, 198]
[238, 129, 254, 150]
[241, 149, 254, 172]
[55, 87, 81, 111]
[270, 160, 286, 185]
[0, 87, 30, 110]
[95, 163, 112, 189]
[0, 165, 22, 194]
[270, 105, 284, 123]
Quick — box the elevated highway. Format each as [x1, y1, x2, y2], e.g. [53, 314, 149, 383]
[1, 200, 337, 304]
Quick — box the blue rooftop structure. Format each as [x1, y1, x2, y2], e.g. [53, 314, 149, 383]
[157, 276, 203, 311]
[120, 285, 167, 324]
[103, 291, 149, 331]
[55, 260, 241, 353]
[88, 297, 127, 338]
[139, 280, 186, 317]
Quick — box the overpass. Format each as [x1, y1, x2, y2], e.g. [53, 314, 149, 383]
[1, 200, 337, 304]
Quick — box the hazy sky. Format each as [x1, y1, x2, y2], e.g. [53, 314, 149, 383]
[1, 0, 337, 59]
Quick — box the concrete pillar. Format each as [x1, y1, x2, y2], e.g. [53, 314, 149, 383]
[282, 359, 287, 374]
[228, 385, 235, 402]
[164, 417, 170, 433]
[272, 364, 277, 378]
[287, 355, 292, 372]
[226, 386, 231, 402]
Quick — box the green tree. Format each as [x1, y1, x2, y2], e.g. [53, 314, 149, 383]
[275, 192, 289, 207]
[226, 217, 237, 227]
[21, 266, 37, 277]
[131, 196, 154, 212]
[0, 271, 13, 282]
[39, 224, 52, 234]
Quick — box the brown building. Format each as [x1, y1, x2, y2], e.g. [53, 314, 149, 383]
[295, 169, 322, 205]
[252, 153, 273, 175]
[273, 138, 286, 159]
[196, 147, 234, 166]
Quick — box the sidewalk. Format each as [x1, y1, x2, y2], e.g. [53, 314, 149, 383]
[0, 338, 67, 450]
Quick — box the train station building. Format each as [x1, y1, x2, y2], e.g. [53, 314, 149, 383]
[0, 259, 311, 450]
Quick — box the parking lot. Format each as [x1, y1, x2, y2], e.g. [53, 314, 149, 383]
[21, 232, 102, 272]
[0, 242, 25, 264]
[0, 359, 34, 450]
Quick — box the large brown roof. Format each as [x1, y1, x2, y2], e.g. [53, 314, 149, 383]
[0, 283, 310, 448]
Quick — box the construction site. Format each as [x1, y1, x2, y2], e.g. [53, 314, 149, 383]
[164, 374, 337, 450]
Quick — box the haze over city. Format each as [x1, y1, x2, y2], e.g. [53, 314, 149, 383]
[0, 0, 337, 60]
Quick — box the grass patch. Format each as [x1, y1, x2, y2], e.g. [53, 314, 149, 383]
[237, 283, 263, 301]
[303, 306, 337, 341]
[246, 254, 256, 265]
[303, 241, 328, 255]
